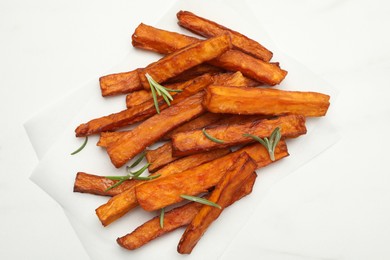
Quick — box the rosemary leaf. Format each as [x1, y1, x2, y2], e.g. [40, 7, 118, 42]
[129, 163, 151, 177]
[129, 151, 146, 168]
[105, 179, 126, 192]
[243, 127, 281, 161]
[202, 128, 225, 144]
[70, 136, 88, 155]
[160, 208, 165, 228]
[180, 194, 222, 209]
[133, 174, 161, 181]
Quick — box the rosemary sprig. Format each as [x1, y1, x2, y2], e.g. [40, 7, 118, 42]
[70, 136, 88, 155]
[202, 128, 225, 144]
[160, 208, 165, 228]
[180, 194, 222, 209]
[145, 73, 183, 114]
[243, 127, 281, 161]
[105, 163, 160, 191]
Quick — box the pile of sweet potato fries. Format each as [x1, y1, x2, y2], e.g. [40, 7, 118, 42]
[72, 10, 330, 254]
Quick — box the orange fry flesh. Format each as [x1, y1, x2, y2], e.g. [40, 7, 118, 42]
[171, 114, 306, 157]
[131, 23, 286, 86]
[117, 172, 257, 250]
[96, 147, 230, 226]
[177, 10, 273, 62]
[204, 85, 330, 117]
[177, 152, 257, 254]
[138, 33, 232, 89]
[135, 140, 288, 212]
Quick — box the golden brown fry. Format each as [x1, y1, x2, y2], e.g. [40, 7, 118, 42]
[99, 69, 143, 97]
[135, 140, 288, 211]
[138, 34, 232, 90]
[132, 23, 286, 86]
[96, 146, 230, 226]
[73, 172, 136, 197]
[117, 172, 257, 250]
[75, 73, 213, 137]
[204, 85, 331, 117]
[107, 92, 206, 168]
[177, 10, 273, 62]
[177, 152, 256, 254]
[171, 114, 306, 157]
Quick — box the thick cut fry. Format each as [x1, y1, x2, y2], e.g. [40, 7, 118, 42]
[135, 140, 288, 211]
[204, 85, 331, 117]
[99, 69, 143, 97]
[177, 10, 273, 62]
[171, 114, 306, 157]
[162, 112, 223, 141]
[73, 172, 136, 197]
[177, 152, 256, 254]
[107, 92, 206, 168]
[138, 34, 232, 90]
[117, 172, 257, 250]
[75, 73, 213, 137]
[96, 147, 229, 226]
[132, 23, 286, 86]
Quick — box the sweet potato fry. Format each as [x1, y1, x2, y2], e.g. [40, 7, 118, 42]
[135, 140, 288, 211]
[145, 142, 179, 172]
[177, 10, 273, 62]
[171, 114, 306, 157]
[132, 23, 286, 85]
[132, 23, 199, 54]
[138, 34, 232, 90]
[204, 85, 331, 117]
[177, 152, 257, 254]
[99, 69, 143, 97]
[147, 142, 229, 173]
[165, 64, 224, 84]
[73, 172, 136, 197]
[75, 73, 213, 137]
[107, 92, 206, 168]
[162, 112, 223, 141]
[125, 90, 151, 108]
[96, 146, 230, 226]
[117, 172, 257, 250]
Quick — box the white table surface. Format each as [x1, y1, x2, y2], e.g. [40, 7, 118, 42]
[1, 0, 390, 259]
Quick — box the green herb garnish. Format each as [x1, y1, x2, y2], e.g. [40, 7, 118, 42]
[70, 136, 88, 155]
[129, 151, 146, 168]
[145, 73, 183, 114]
[180, 194, 222, 209]
[160, 208, 165, 228]
[105, 163, 160, 191]
[243, 127, 281, 161]
[202, 128, 224, 144]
